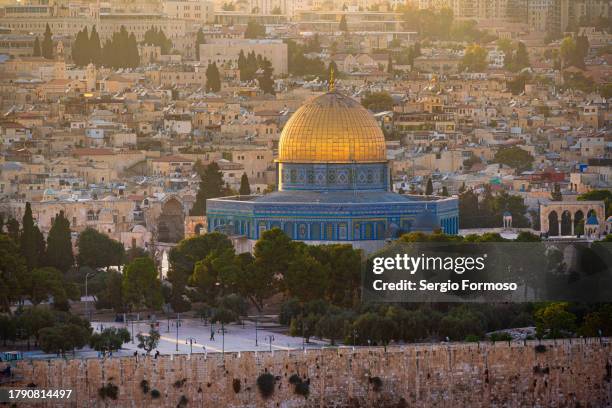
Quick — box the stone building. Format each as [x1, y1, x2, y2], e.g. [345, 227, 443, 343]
[207, 87, 459, 254]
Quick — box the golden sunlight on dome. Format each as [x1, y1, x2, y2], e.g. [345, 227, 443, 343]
[278, 92, 387, 163]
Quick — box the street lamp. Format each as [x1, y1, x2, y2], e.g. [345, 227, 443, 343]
[255, 312, 259, 347]
[185, 337, 197, 355]
[353, 329, 358, 346]
[175, 318, 180, 352]
[265, 335, 275, 352]
[131, 318, 135, 344]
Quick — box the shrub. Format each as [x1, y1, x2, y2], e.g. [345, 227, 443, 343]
[257, 373, 276, 398]
[150, 389, 161, 399]
[295, 381, 310, 397]
[177, 395, 188, 407]
[98, 383, 119, 400]
[464, 334, 481, 342]
[288, 374, 302, 385]
[535, 344, 547, 353]
[232, 378, 241, 394]
[174, 378, 187, 388]
[489, 332, 513, 342]
[369, 376, 383, 392]
[140, 380, 150, 394]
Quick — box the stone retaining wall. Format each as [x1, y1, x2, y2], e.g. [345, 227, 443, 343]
[9, 338, 612, 407]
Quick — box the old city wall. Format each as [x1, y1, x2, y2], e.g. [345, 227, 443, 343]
[11, 338, 612, 407]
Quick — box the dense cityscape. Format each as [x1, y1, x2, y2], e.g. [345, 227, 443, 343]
[0, 0, 610, 406]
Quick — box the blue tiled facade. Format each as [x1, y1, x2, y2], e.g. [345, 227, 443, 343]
[207, 181, 459, 244]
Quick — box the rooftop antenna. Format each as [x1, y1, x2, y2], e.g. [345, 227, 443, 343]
[329, 65, 335, 93]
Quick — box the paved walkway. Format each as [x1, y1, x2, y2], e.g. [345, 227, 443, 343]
[90, 318, 328, 355]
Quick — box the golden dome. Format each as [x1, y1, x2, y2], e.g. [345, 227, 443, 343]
[278, 92, 386, 163]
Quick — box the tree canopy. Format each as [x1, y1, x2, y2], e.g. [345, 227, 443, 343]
[492, 146, 534, 173]
[122, 257, 163, 312]
[77, 228, 125, 270]
[45, 211, 74, 273]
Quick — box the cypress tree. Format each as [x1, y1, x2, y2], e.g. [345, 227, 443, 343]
[32, 36, 41, 57]
[89, 25, 102, 66]
[425, 178, 433, 195]
[258, 58, 275, 94]
[45, 211, 74, 273]
[41, 23, 54, 59]
[20, 202, 39, 271]
[190, 162, 225, 216]
[237, 49, 247, 79]
[128, 32, 140, 68]
[205, 62, 221, 92]
[239, 173, 251, 195]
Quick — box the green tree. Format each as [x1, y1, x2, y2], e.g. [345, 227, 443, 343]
[167, 232, 233, 310]
[205, 62, 221, 92]
[72, 27, 89, 66]
[190, 247, 237, 299]
[122, 257, 163, 312]
[143, 26, 172, 54]
[21, 202, 42, 271]
[461, 44, 488, 72]
[16, 306, 55, 347]
[27, 267, 75, 306]
[190, 162, 225, 216]
[127, 33, 140, 68]
[577, 189, 612, 217]
[32, 36, 41, 57]
[39, 322, 90, 356]
[95, 270, 125, 312]
[239, 173, 251, 195]
[425, 178, 433, 195]
[250, 229, 293, 308]
[313, 245, 361, 307]
[77, 228, 125, 270]
[89, 25, 102, 65]
[493, 146, 534, 173]
[45, 211, 74, 273]
[514, 41, 530, 70]
[77, 227, 125, 269]
[6, 218, 19, 242]
[534, 302, 576, 339]
[579, 304, 612, 337]
[285, 245, 329, 303]
[226, 252, 273, 312]
[0, 235, 26, 312]
[136, 328, 160, 354]
[257, 58, 275, 94]
[245, 21, 265, 39]
[361, 91, 393, 112]
[41, 23, 54, 59]
[90, 327, 130, 352]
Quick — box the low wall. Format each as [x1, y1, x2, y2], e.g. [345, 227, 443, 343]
[8, 338, 612, 407]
